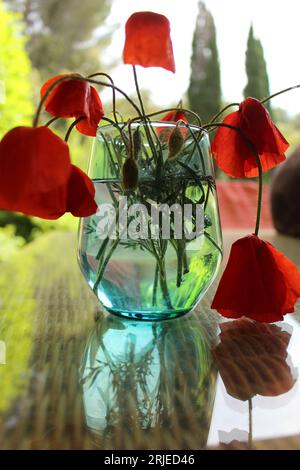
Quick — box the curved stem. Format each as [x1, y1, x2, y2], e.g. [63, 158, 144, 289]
[132, 66, 158, 165]
[254, 154, 263, 236]
[261, 84, 300, 105]
[44, 116, 60, 127]
[204, 122, 263, 235]
[64, 116, 86, 142]
[209, 103, 239, 124]
[88, 72, 119, 124]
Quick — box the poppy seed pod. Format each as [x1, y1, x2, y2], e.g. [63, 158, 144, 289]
[122, 158, 139, 190]
[168, 124, 185, 160]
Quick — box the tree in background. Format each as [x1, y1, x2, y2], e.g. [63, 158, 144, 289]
[0, 0, 33, 135]
[244, 25, 271, 112]
[4, 0, 113, 80]
[188, 1, 221, 123]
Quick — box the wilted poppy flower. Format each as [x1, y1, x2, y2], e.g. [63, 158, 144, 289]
[211, 234, 300, 322]
[41, 74, 104, 136]
[213, 319, 296, 401]
[67, 165, 97, 217]
[123, 12, 175, 72]
[211, 98, 289, 178]
[0, 126, 96, 219]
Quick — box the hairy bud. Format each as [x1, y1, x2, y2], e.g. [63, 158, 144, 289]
[122, 157, 139, 190]
[133, 128, 142, 158]
[168, 124, 185, 160]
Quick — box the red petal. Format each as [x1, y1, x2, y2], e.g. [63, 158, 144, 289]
[211, 112, 257, 178]
[76, 87, 104, 137]
[67, 165, 97, 216]
[41, 74, 104, 136]
[0, 126, 71, 218]
[211, 98, 289, 178]
[211, 234, 300, 322]
[123, 12, 175, 72]
[240, 98, 289, 155]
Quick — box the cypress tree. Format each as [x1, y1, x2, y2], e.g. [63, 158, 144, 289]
[244, 25, 271, 112]
[188, 1, 221, 123]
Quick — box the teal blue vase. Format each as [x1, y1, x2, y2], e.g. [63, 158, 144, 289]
[78, 121, 222, 321]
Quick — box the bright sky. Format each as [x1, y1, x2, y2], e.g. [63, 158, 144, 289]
[102, 0, 300, 116]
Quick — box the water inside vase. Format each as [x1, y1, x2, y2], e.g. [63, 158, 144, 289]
[78, 178, 222, 321]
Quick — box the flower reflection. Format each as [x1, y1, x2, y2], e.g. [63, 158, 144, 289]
[213, 318, 296, 402]
[80, 312, 218, 449]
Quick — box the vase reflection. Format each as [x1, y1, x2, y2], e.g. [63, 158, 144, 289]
[80, 311, 218, 449]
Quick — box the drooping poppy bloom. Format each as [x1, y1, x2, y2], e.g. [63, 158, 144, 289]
[211, 98, 289, 178]
[211, 234, 300, 322]
[123, 12, 175, 72]
[67, 165, 97, 217]
[0, 126, 96, 219]
[213, 318, 296, 401]
[41, 74, 104, 136]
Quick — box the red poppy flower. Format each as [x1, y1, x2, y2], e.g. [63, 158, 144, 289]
[211, 98, 289, 178]
[211, 234, 300, 322]
[123, 12, 175, 72]
[213, 319, 295, 401]
[67, 165, 97, 217]
[41, 74, 104, 136]
[0, 126, 96, 219]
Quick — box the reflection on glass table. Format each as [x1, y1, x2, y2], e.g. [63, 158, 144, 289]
[80, 311, 218, 449]
[208, 316, 299, 449]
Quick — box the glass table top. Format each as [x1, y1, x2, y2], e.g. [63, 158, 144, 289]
[0, 230, 300, 450]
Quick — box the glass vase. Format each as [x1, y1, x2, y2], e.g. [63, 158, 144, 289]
[78, 121, 222, 321]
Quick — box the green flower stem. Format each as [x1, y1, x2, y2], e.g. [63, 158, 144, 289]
[44, 116, 60, 127]
[204, 122, 263, 235]
[132, 66, 160, 171]
[152, 263, 159, 306]
[158, 258, 173, 310]
[88, 72, 119, 125]
[183, 249, 189, 274]
[254, 155, 263, 236]
[64, 116, 86, 142]
[209, 103, 239, 124]
[261, 84, 300, 105]
[93, 238, 120, 294]
[204, 231, 223, 257]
